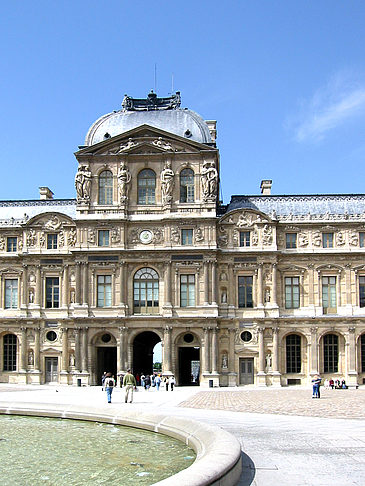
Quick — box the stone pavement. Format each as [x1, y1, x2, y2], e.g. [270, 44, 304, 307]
[0, 384, 364, 486]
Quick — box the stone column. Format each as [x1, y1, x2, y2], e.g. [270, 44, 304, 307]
[310, 327, 319, 376]
[163, 326, 172, 375]
[20, 327, 27, 372]
[258, 327, 265, 373]
[119, 262, 126, 306]
[345, 265, 352, 306]
[228, 328, 236, 373]
[81, 327, 88, 372]
[82, 262, 89, 305]
[62, 265, 69, 308]
[75, 263, 82, 305]
[74, 328, 81, 372]
[211, 327, 218, 374]
[204, 261, 209, 305]
[202, 327, 211, 374]
[337, 271, 342, 308]
[271, 264, 277, 306]
[257, 264, 263, 307]
[35, 265, 41, 306]
[271, 327, 281, 386]
[119, 326, 128, 372]
[22, 264, 28, 307]
[61, 327, 69, 373]
[34, 327, 40, 372]
[346, 327, 358, 388]
[211, 261, 217, 305]
[164, 262, 172, 306]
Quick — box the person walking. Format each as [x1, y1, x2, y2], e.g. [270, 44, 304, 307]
[165, 376, 169, 391]
[170, 375, 176, 391]
[155, 374, 161, 391]
[312, 375, 321, 399]
[101, 371, 107, 391]
[105, 373, 115, 403]
[123, 369, 137, 403]
[144, 374, 151, 391]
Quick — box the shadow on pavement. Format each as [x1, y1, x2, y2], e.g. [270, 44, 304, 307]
[237, 452, 256, 485]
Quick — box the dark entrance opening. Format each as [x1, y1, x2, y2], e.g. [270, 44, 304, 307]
[133, 331, 160, 376]
[97, 347, 117, 384]
[178, 347, 200, 385]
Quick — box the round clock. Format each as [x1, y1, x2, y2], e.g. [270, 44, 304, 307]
[139, 230, 153, 244]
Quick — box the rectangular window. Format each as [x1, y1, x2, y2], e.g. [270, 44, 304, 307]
[6, 237, 17, 252]
[285, 277, 300, 309]
[239, 231, 250, 247]
[181, 229, 193, 246]
[322, 233, 334, 248]
[180, 274, 195, 307]
[47, 234, 58, 249]
[98, 230, 110, 247]
[285, 233, 297, 249]
[5, 279, 18, 309]
[97, 275, 112, 307]
[322, 276, 337, 313]
[238, 276, 253, 308]
[360, 232, 365, 248]
[359, 276, 365, 308]
[3, 334, 17, 371]
[46, 277, 60, 308]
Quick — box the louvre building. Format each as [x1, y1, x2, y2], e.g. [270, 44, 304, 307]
[0, 91, 364, 387]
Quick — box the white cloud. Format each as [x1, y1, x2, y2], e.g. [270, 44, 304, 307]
[288, 72, 365, 143]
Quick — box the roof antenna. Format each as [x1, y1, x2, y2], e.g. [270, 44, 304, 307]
[154, 63, 157, 93]
[171, 72, 174, 93]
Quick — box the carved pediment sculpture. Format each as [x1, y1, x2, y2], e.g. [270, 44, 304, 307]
[201, 161, 218, 201]
[75, 165, 91, 203]
[44, 215, 62, 230]
[262, 224, 273, 246]
[152, 137, 174, 151]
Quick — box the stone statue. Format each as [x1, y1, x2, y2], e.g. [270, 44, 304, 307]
[160, 161, 175, 204]
[201, 162, 218, 200]
[29, 288, 34, 304]
[118, 162, 131, 203]
[68, 228, 77, 247]
[222, 354, 228, 369]
[69, 354, 75, 367]
[75, 165, 92, 202]
[28, 350, 34, 366]
[266, 353, 272, 371]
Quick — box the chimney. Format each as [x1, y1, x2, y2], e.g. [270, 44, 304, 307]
[260, 180, 272, 195]
[39, 187, 54, 200]
[206, 120, 217, 142]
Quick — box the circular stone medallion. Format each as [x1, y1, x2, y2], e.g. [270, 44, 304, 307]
[139, 230, 153, 244]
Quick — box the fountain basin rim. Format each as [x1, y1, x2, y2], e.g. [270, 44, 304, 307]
[0, 401, 242, 486]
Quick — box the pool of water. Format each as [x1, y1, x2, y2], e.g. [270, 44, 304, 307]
[0, 415, 195, 485]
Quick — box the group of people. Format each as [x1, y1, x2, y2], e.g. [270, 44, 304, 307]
[312, 375, 349, 399]
[101, 370, 176, 404]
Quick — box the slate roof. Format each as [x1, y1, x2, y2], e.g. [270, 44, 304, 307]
[0, 199, 76, 226]
[223, 194, 365, 220]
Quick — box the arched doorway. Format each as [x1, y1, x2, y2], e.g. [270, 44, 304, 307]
[133, 331, 161, 376]
[95, 332, 117, 384]
[178, 332, 200, 386]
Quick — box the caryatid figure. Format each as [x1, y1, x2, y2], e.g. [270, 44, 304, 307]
[75, 165, 92, 201]
[160, 161, 175, 204]
[118, 162, 131, 203]
[201, 161, 218, 200]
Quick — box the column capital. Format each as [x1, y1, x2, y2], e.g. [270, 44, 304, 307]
[272, 327, 279, 334]
[348, 326, 356, 334]
[310, 326, 318, 334]
[257, 326, 265, 334]
[119, 326, 128, 333]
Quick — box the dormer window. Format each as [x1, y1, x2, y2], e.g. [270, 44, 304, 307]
[180, 168, 194, 203]
[138, 169, 156, 204]
[47, 234, 58, 249]
[98, 170, 113, 205]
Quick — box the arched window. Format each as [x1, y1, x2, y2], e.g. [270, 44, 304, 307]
[286, 334, 301, 373]
[323, 334, 338, 373]
[3, 334, 17, 371]
[98, 170, 113, 205]
[133, 267, 159, 314]
[361, 334, 365, 372]
[180, 168, 194, 203]
[138, 169, 156, 204]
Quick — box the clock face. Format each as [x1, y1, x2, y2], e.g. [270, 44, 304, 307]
[139, 230, 153, 244]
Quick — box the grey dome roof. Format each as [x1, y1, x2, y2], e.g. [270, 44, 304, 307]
[84, 93, 212, 146]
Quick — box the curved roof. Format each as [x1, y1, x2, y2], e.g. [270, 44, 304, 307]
[84, 93, 212, 146]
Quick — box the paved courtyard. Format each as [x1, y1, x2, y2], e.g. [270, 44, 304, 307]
[0, 384, 364, 486]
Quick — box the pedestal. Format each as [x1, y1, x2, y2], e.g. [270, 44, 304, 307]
[257, 371, 267, 387]
[270, 371, 282, 387]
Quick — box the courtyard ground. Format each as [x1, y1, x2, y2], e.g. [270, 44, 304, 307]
[0, 384, 364, 485]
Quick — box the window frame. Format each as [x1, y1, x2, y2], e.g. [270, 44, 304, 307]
[359, 276, 365, 308]
[360, 232, 365, 248]
[133, 267, 159, 314]
[323, 333, 339, 373]
[322, 276, 337, 314]
[3, 334, 17, 371]
[179, 168, 195, 203]
[45, 277, 60, 309]
[322, 232, 334, 248]
[239, 231, 251, 247]
[47, 233, 58, 249]
[286, 334, 301, 373]
[98, 230, 110, 247]
[285, 276, 300, 309]
[97, 275, 112, 308]
[181, 228, 193, 246]
[98, 170, 113, 205]
[138, 169, 156, 205]
[285, 233, 297, 249]
[6, 237, 17, 252]
[4, 278, 19, 309]
[238, 275, 253, 308]
[180, 274, 196, 307]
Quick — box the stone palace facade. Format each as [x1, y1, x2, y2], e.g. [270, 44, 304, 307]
[0, 91, 364, 387]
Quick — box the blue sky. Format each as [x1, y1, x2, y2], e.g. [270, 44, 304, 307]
[1, 1, 365, 203]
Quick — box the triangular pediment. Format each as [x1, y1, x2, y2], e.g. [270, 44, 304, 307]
[75, 124, 216, 157]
